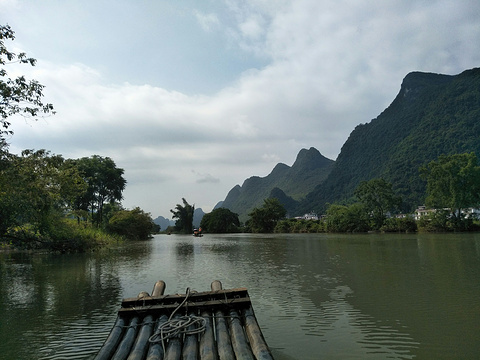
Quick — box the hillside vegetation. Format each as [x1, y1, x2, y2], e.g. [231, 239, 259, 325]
[221, 147, 334, 221]
[221, 67, 480, 219]
[298, 68, 480, 214]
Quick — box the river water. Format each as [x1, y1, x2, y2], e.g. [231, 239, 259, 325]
[1, 233, 480, 359]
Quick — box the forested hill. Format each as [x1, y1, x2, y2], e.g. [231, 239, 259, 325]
[297, 67, 480, 214]
[220, 147, 334, 221]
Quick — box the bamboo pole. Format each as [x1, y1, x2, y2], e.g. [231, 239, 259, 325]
[211, 281, 234, 360]
[199, 310, 218, 360]
[152, 280, 166, 297]
[111, 316, 140, 360]
[182, 311, 199, 360]
[164, 314, 182, 360]
[94, 316, 126, 360]
[228, 309, 254, 360]
[126, 314, 155, 360]
[146, 314, 168, 360]
[243, 307, 273, 360]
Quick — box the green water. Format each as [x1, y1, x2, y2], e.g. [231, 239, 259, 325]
[1, 233, 479, 359]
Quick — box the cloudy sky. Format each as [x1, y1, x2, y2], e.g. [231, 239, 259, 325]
[2, 0, 480, 219]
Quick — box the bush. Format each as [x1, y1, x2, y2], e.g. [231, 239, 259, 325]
[4, 219, 119, 252]
[324, 203, 370, 232]
[381, 217, 417, 232]
[107, 207, 156, 240]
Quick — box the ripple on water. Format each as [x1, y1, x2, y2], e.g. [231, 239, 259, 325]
[35, 315, 114, 360]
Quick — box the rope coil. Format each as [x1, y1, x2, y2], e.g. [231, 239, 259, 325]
[148, 287, 206, 350]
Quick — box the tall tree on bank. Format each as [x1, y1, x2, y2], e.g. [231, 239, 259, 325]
[171, 198, 195, 234]
[0, 25, 54, 137]
[354, 178, 401, 229]
[200, 208, 240, 233]
[71, 155, 127, 227]
[420, 152, 480, 228]
[247, 198, 287, 233]
[0, 149, 86, 238]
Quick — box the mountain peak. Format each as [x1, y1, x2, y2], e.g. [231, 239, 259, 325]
[292, 147, 333, 171]
[400, 71, 453, 101]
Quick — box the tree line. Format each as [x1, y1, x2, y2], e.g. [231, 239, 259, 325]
[0, 148, 158, 251]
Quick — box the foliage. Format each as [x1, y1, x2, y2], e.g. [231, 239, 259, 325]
[200, 207, 240, 233]
[0, 146, 136, 251]
[354, 178, 401, 229]
[0, 24, 54, 136]
[324, 203, 370, 232]
[417, 209, 454, 232]
[380, 217, 417, 233]
[420, 152, 480, 230]
[107, 207, 157, 240]
[171, 198, 195, 234]
[0, 149, 86, 235]
[247, 198, 287, 233]
[274, 218, 325, 233]
[70, 155, 127, 227]
[299, 68, 480, 215]
[5, 218, 120, 252]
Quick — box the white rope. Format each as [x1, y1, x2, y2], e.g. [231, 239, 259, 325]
[148, 288, 206, 351]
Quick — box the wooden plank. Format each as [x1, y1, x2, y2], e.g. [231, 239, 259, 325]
[118, 296, 251, 315]
[121, 288, 249, 312]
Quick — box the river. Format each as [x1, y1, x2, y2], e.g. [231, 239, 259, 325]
[1, 232, 479, 359]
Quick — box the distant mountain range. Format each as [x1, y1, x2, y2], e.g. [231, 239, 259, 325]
[219, 67, 480, 220]
[219, 147, 334, 222]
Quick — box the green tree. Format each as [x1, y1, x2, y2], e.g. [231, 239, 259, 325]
[354, 178, 401, 229]
[107, 207, 156, 240]
[324, 203, 370, 232]
[420, 152, 480, 229]
[1, 25, 54, 137]
[247, 198, 286, 233]
[72, 155, 127, 227]
[200, 208, 240, 233]
[0, 149, 86, 238]
[171, 198, 195, 234]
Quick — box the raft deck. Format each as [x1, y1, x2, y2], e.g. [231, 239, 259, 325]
[94, 280, 274, 360]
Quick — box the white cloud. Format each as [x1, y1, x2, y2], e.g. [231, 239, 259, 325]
[194, 11, 220, 32]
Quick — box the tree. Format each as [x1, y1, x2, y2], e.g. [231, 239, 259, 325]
[0, 149, 86, 237]
[71, 155, 127, 226]
[107, 207, 156, 240]
[1, 25, 54, 137]
[354, 178, 401, 229]
[200, 208, 240, 233]
[247, 198, 286, 233]
[324, 203, 370, 232]
[170, 198, 195, 234]
[420, 152, 480, 229]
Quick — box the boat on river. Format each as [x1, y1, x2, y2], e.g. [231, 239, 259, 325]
[94, 280, 273, 360]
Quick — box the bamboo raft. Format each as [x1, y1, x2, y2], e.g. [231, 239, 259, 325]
[94, 280, 274, 360]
